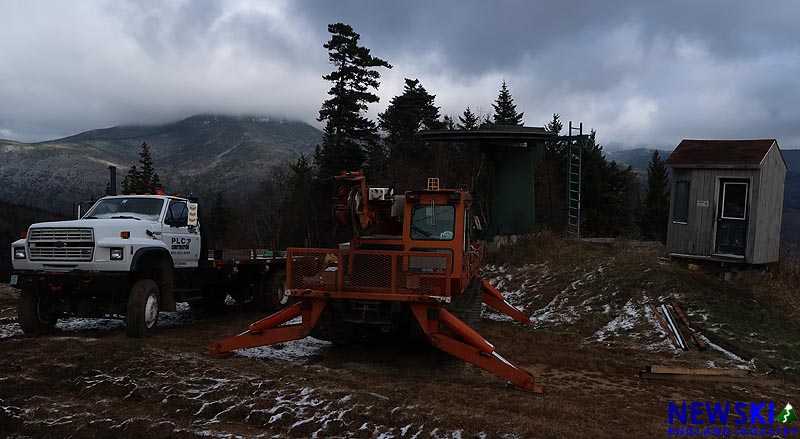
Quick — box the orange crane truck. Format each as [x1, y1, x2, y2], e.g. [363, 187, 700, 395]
[207, 172, 541, 393]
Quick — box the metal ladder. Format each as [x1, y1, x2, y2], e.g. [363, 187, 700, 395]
[565, 122, 584, 239]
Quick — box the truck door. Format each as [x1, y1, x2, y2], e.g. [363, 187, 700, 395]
[162, 200, 200, 268]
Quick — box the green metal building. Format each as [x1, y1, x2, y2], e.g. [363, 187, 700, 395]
[419, 126, 552, 241]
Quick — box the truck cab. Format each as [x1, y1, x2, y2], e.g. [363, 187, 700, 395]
[10, 194, 202, 337]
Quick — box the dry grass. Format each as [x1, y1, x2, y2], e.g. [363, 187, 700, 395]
[741, 248, 800, 321]
[485, 232, 800, 375]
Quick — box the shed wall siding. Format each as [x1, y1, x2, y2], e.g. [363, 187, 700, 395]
[752, 144, 786, 264]
[666, 168, 761, 259]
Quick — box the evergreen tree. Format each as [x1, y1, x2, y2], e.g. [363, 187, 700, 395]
[283, 154, 320, 246]
[638, 150, 670, 242]
[457, 107, 479, 130]
[544, 113, 565, 159]
[120, 142, 162, 194]
[580, 131, 639, 237]
[122, 165, 137, 194]
[535, 113, 566, 231]
[378, 78, 443, 185]
[317, 22, 391, 178]
[206, 192, 232, 247]
[491, 80, 524, 126]
[378, 78, 442, 155]
[442, 114, 456, 130]
[136, 142, 161, 193]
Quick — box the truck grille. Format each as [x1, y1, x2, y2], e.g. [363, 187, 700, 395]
[28, 228, 94, 262]
[29, 228, 94, 242]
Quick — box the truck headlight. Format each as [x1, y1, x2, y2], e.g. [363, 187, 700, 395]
[110, 247, 124, 260]
[13, 247, 26, 259]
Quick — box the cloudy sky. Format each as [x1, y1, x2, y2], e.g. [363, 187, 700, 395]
[1, 0, 799, 149]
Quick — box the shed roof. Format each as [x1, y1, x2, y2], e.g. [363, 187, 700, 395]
[666, 139, 780, 167]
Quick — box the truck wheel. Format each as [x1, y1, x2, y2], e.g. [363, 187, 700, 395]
[256, 269, 292, 312]
[17, 287, 59, 335]
[126, 279, 160, 337]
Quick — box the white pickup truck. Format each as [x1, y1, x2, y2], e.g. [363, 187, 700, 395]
[10, 194, 288, 337]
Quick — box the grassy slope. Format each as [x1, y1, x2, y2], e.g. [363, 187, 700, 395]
[484, 232, 800, 375]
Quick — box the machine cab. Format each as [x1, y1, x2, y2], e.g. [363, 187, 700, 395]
[401, 178, 480, 289]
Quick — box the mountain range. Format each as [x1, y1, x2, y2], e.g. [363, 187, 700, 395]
[1, 118, 798, 243]
[0, 115, 322, 213]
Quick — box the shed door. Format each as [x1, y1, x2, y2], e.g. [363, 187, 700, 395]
[714, 179, 749, 256]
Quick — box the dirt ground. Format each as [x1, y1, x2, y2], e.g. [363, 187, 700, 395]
[0, 282, 796, 439]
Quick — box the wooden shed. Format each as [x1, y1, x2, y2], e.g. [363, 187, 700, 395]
[665, 139, 786, 264]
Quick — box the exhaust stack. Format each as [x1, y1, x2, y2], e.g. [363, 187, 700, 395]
[108, 165, 116, 195]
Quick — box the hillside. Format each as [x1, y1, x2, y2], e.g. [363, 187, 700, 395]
[0, 115, 322, 213]
[604, 147, 673, 170]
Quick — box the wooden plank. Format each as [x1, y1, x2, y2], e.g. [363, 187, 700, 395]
[638, 371, 780, 385]
[646, 365, 749, 377]
[648, 304, 680, 349]
[671, 302, 706, 350]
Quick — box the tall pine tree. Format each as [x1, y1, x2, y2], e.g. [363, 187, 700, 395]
[534, 113, 566, 231]
[638, 150, 670, 242]
[206, 192, 233, 247]
[457, 107, 479, 130]
[491, 80, 524, 126]
[283, 154, 321, 247]
[136, 142, 161, 194]
[317, 23, 391, 178]
[378, 79, 442, 155]
[580, 131, 639, 237]
[378, 78, 443, 185]
[122, 165, 137, 194]
[120, 142, 162, 194]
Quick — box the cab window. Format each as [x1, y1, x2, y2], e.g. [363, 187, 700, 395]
[165, 201, 188, 227]
[410, 205, 455, 240]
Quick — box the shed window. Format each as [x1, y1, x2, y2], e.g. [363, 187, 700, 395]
[673, 181, 690, 223]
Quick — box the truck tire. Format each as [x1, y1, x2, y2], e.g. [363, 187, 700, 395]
[256, 269, 292, 312]
[310, 302, 356, 345]
[17, 287, 59, 335]
[126, 279, 160, 337]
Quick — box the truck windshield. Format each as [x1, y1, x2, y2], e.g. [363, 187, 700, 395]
[83, 197, 165, 221]
[410, 205, 455, 240]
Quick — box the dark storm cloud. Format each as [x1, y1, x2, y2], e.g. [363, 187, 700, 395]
[2, 0, 800, 148]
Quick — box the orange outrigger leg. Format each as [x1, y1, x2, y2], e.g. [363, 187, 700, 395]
[206, 285, 541, 393]
[480, 278, 532, 326]
[409, 303, 541, 393]
[205, 299, 328, 355]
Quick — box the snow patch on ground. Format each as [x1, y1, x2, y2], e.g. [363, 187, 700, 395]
[527, 265, 605, 328]
[237, 337, 333, 363]
[698, 334, 750, 366]
[595, 299, 638, 341]
[0, 302, 195, 339]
